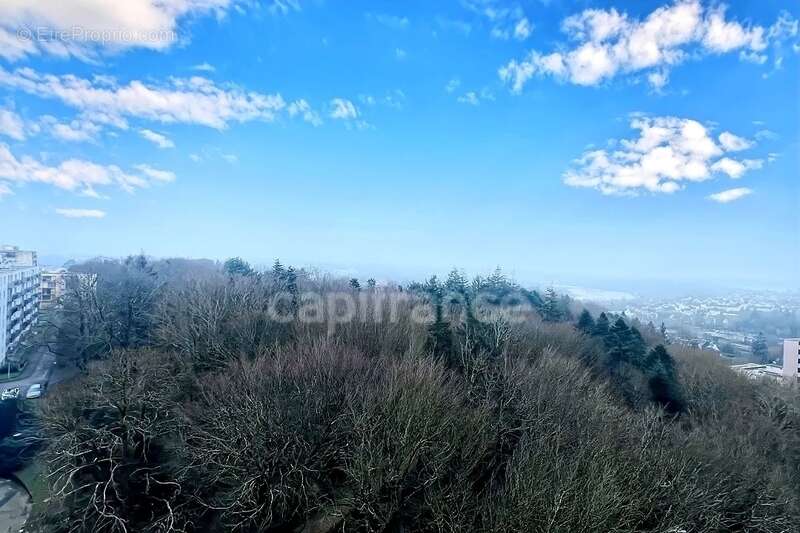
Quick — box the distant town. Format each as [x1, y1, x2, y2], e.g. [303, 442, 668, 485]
[588, 291, 799, 383]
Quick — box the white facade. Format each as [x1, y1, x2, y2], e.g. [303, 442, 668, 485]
[40, 268, 67, 307]
[0, 245, 37, 268]
[0, 266, 40, 366]
[783, 338, 800, 382]
[731, 362, 785, 382]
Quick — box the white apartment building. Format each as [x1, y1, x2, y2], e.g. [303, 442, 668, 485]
[783, 338, 800, 383]
[40, 268, 67, 308]
[0, 245, 40, 367]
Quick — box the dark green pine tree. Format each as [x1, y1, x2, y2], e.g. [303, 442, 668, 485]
[445, 268, 468, 294]
[576, 309, 595, 333]
[626, 327, 647, 367]
[645, 345, 684, 414]
[366, 278, 376, 289]
[660, 322, 668, 340]
[594, 312, 610, 337]
[272, 259, 285, 281]
[606, 318, 632, 364]
[349, 278, 361, 291]
[541, 287, 562, 322]
[426, 302, 453, 364]
[285, 266, 299, 315]
[223, 257, 254, 277]
[751, 332, 769, 363]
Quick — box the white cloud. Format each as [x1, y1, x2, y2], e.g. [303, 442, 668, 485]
[564, 116, 762, 196]
[139, 128, 175, 148]
[287, 99, 322, 126]
[718, 131, 752, 151]
[55, 208, 106, 218]
[0, 142, 172, 197]
[513, 17, 532, 40]
[268, 0, 300, 16]
[445, 78, 461, 93]
[500, 1, 797, 91]
[329, 98, 358, 120]
[191, 62, 216, 72]
[37, 115, 101, 142]
[703, 6, 765, 53]
[707, 187, 752, 203]
[464, 1, 529, 41]
[0, 108, 26, 141]
[135, 163, 176, 182]
[647, 69, 669, 91]
[457, 92, 480, 105]
[710, 157, 762, 178]
[754, 129, 778, 141]
[0, 66, 289, 130]
[0, 0, 237, 61]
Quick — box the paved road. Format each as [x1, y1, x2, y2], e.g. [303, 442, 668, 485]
[0, 477, 30, 533]
[0, 346, 55, 400]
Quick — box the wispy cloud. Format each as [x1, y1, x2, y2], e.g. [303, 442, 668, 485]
[0, 66, 291, 130]
[135, 164, 176, 182]
[191, 62, 216, 72]
[463, 1, 531, 41]
[139, 129, 175, 149]
[329, 98, 359, 120]
[457, 92, 480, 105]
[55, 208, 107, 218]
[287, 99, 322, 126]
[0, 108, 26, 141]
[0, 143, 173, 197]
[708, 187, 753, 203]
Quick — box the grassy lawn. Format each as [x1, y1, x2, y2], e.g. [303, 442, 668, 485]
[16, 460, 48, 516]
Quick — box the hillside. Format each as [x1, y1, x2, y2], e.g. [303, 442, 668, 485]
[26, 256, 800, 532]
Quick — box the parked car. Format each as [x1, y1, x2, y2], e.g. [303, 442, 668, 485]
[25, 383, 46, 399]
[1, 387, 19, 401]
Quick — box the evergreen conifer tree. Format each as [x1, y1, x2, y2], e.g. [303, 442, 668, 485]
[594, 312, 610, 337]
[223, 257, 254, 277]
[626, 327, 647, 367]
[272, 259, 285, 281]
[645, 345, 684, 414]
[542, 287, 562, 322]
[576, 309, 595, 333]
[426, 302, 453, 364]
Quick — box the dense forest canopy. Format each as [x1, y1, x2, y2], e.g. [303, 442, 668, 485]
[22, 255, 800, 532]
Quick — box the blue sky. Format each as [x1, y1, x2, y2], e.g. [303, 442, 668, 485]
[0, 0, 797, 289]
